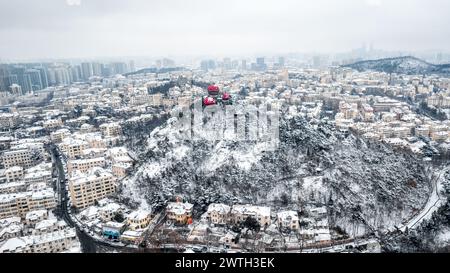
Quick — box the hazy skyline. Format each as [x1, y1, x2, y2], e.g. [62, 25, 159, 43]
[1, 0, 449, 61]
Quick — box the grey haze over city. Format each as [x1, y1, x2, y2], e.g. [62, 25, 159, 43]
[0, 0, 450, 61]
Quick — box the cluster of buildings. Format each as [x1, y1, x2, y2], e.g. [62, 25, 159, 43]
[0, 136, 80, 252]
[1, 55, 449, 253]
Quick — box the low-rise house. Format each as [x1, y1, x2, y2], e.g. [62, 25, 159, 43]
[230, 205, 271, 227]
[166, 202, 193, 225]
[127, 210, 151, 230]
[112, 163, 132, 178]
[206, 203, 230, 225]
[309, 206, 327, 219]
[120, 230, 143, 244]
[277, 211, 299, 230]
[0, 222, 23, 241]
[102, 222, 125, 240]
[25, 210, 49, 227]
[33, 219, 67, 235]
[98, 203, 122, 222]
[314, 228, 332, 244]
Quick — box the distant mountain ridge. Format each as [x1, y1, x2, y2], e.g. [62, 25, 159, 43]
[343, 56, 450, 75]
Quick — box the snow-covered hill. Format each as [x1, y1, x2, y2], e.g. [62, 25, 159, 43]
[119, 111, 432, 235]
[343, 56, 450, 75]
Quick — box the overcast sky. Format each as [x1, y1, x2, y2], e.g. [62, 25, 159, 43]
[0, 0, 449, 60]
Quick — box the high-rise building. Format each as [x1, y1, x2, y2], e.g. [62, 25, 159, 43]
[278, 57, 285, 67]
[257, 57, 265, 65]
[81, 62, 93, 80]
[25, 69, 43, 91]
[111, 62, 127, 75]
[10, 66, 32, 93]
[200, 60, 209, 71]
[252, 57, 267, 71]
[223, 58, 231, 70]
[0, 66, 10, 91]
[92, 63, 102, 76]
[128, 60, 136, 73]
[162, 58, 175, 68]
[101, 65, 112, 77]
[36, 67, 49, 89]
[10, 84, 22, 95]
[241, 60, 247, 70]
[200, 60, 216, 71]
[70, 65, 82, 82]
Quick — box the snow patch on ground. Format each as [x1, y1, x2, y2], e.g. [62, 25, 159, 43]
[437, 229, 450, 245]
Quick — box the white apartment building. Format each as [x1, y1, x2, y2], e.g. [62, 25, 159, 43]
[0, 113, 20, 129]
[415, 126, 430, 138]
[50, 129, 71, 143]
[68, 168, 117, 209]
[0, 228, 78, 253]
[0, 189, 56, 219]
[22, 170, 52, 185]
[4, 166, 24, 182]
[43, 118, 63, 130]
[2, 149, 33, 169]
[0, 181, 27, 194]
[99, 122, 122, 137]
[59, 138, 89, 158]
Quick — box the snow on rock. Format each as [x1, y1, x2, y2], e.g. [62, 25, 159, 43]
[120, 111, 432, 236]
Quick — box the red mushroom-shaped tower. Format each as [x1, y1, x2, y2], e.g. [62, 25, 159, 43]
[207, 85, 220, 96]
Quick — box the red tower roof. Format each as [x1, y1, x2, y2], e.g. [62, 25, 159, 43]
[222, 92, 231, 100]
[203, 97, 216, 106]
[207, 85, 219, 92]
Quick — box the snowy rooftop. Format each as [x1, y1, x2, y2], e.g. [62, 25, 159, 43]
[167, 202, 194, 215]
[103, 221, 125, 229]
[35, 219, 66, 231]
[0, 217, 21, 228]
[127, 210, 151, 221]
[207, 203, 231, 214]
[0, 228, 77, 253]
[122, 230, 143, 237]
[69, 168, 114, 185]
[277, 210, 299, 221]
[0, 223, 23, 237]
[0, 189, 54, 204]
[69, 157, 105, 165]
[231, 204, 271, 217]
[25, 209, 48, 221]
